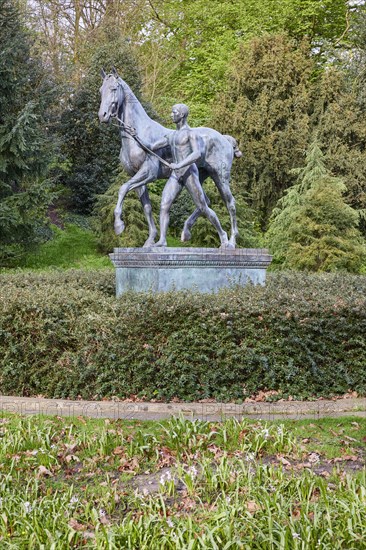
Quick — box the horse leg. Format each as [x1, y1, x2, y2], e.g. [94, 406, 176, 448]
[114, 163, 157, 236]
[213, 173, 238, 248]
[136, 186, 158, 247]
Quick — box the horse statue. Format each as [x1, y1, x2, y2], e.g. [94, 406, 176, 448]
[98, 68, 240, 247]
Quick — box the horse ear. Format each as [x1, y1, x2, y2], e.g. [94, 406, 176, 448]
[112, 66, 119, 77]
[100, 68, 106, 79]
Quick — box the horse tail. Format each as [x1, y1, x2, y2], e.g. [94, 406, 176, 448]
[223, 134, 242, 159]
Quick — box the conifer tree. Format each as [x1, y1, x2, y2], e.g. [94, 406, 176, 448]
[0, 0, 52, 265]
[211, 34, 314, 228]
[266, 141, 366, 272]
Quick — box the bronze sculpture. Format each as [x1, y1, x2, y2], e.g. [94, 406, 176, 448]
[98, 68, 240, 247]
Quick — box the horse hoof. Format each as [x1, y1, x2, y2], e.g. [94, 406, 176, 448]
[228, 237, 236, 248]
[219, 234, 234, 250]
[143, 239, 156, 248]
[154, 240, 167, 247]
[181, 228, 191, 242]
[114, 221, 125, 236]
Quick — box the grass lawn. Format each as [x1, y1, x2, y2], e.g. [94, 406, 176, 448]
[0, 414, 365, 548]
[21, 225, 112, 271]
[9, 225, 192, 274]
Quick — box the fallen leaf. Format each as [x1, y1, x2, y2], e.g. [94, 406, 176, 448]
[118, 456, 139, 473]
[308, 453, 320, 464]
[246, 501, 260, 514]
[181, 497, 196, 510]
[37, 465, 53, 477]
[100, 515, 110, 525]
[238, 429, 249, 441]
[278, 456, 291, 466]
[69, 519, 86, 531]
[157, 446, 176, 467]
[113, 446, 125, 456]
[82, 531, 96, 540]
[207, 445, 223, 458]
[65, 454, 80, 463]
[295, 462, 311, 469]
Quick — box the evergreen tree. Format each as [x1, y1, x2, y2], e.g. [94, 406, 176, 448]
[0, 0, 53, 265]
[266, 141, 366, 272]
[211, 34, 314, 228]
[313, 45, 366, 235]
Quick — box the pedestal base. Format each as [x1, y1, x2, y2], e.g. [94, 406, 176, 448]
[110, 247, 272, 295]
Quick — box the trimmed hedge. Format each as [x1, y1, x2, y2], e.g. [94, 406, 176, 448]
[1, 270, 365, 401]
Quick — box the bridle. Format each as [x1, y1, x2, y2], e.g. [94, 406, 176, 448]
[107, 77, 171, 168]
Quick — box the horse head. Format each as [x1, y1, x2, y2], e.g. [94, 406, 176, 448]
[98, 68, 125, 123]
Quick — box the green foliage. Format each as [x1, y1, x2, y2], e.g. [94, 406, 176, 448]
[168, 188, 195, 239]
[0, 181, 54, 268]
[93, 173, 161, 252]
[267, 141, 366, 272]
[0, 270, 365, 401]
[0, 0, 54, 266]
[0, 413, 365, 548]
[313, 65, 366, 235]
[138, 0, 352, 125]
[211, 34, 314, 227]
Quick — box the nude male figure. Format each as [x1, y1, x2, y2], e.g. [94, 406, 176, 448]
[150, 104, 229, 248]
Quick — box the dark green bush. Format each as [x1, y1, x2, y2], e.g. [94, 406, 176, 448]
[1, 270, 365, 401]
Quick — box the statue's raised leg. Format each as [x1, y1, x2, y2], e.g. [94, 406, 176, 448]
[181, 190, 210, 242]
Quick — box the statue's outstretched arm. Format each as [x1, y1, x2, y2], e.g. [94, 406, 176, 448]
[150, 136, 169, 151]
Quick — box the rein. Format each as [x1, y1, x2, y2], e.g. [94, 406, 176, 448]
[113, 116, 171, 169]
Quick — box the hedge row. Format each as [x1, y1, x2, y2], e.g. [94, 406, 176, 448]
[1, 270, 366, 401]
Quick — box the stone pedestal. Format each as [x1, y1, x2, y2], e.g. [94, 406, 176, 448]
[110, 247, 272, 295]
